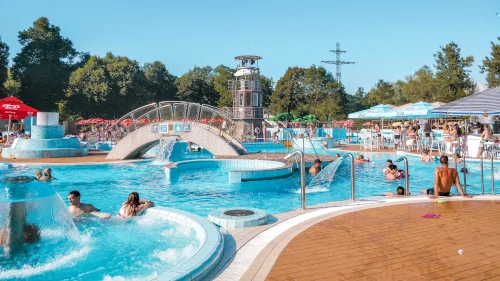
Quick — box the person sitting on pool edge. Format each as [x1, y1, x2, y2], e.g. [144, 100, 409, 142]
[67, 190, 112, 219]
[354, 154, 369, 164]
[118, 192, 154, 218]
[420, 155, 472, 198]
[309, 159, 322, 175]
[421, 149, 433, 162]
[384, 186, 406, 196]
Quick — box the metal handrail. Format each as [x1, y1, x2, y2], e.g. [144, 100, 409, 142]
[396, 156, 410, 196]
[306, 136, 320, 160]
[454, 138, 467, 194]
[284, 150, 306, 210]
[342, 153, 356, 201]
[286, 131, 292, 153]
[481, 146, 485, 194]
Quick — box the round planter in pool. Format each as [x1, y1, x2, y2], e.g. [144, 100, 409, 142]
[208, 207, 268, 228]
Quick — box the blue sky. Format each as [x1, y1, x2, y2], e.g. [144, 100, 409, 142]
[0, 0, 499, 94]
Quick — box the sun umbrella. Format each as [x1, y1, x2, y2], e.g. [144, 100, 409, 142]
[383, 101, 444, 119]
[348, 104, 394, 119]
[0, 96, 39, 142]
[432, 86, 500, 115]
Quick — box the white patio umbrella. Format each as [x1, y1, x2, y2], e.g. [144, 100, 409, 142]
[348, 104, 395, 119]
[383, 101, 445, 119]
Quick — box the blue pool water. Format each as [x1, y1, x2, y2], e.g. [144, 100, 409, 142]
[2, 141, 499, 280]
[4, 143, 499, 217]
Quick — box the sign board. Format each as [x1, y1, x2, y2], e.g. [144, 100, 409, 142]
[174, 124, 183, 133]
[184, 124, 191, 132]
[152, 124, 159, 133]
[159, 123, 169, 134]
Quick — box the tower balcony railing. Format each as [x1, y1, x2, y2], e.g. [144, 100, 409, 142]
[221, 107, 271, 120]
[228, 80, 262, 92]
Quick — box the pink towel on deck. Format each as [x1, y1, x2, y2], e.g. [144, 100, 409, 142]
[421, 213, 440, 219]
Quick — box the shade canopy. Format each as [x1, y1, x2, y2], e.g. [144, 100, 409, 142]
[0, 96, 39, 120]
[348, 104, 394, 119]
[432, 86, 500, 116]
[383, 101, 444, 119]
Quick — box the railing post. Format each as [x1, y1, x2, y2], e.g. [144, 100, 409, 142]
[284, 150, 306, 210]
[492, 146, 496, 195]
[481, 148, 485, 194]
[397, 156, 410, 196]
[300, 152, 306, 210]
[343, 153, 355, 201]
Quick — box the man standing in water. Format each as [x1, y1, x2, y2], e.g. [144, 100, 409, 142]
[309, 159, 322, 175]
[421, 156, 472, 198]
[67, 191, 112, 219]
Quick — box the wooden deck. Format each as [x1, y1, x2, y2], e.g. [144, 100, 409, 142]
[265, 201, 500, 281]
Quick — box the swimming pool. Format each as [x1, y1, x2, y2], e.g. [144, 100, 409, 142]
[6, 143, 499, 217]
[0, 178, 201, 281]
[2, 142, 499, 280]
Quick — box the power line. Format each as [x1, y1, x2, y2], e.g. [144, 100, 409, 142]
[321, 42, 356, 83]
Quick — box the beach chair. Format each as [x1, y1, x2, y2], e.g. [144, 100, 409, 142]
[87, 137, 99, 150]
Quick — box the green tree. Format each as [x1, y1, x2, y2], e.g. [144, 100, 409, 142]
[175, 66, 219, 106]
[143, 61, 177, 103]
[400, 65, 442, 102]
[212, 65, 235, 107]
[270, 67, 305, 114]
[301, 65, 347, 120]
[434, 41, 474, 102]
[365, 79, 407, 106]
[258, 75, 274, 107]
[479, 37, 500, 88]
[347, 87, 368, 113]
[12, 17, 80, 111]
[65, 53, 149, 119]
[3, 69, 21, 97]
[0, 36, 9, 96]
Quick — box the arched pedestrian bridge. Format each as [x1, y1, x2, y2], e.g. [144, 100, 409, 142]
[105, 102, 251, 160]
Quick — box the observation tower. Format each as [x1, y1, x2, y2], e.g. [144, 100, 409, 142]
[226, 55, 270, 139]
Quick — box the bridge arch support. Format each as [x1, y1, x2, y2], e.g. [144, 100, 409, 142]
[106, 123, 241, 160]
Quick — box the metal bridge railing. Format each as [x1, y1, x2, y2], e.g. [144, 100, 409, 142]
[107, 101, 253, 147]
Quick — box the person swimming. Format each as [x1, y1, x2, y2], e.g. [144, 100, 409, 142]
[384, 186, 406, 196]
[386, 165, 398, 180]
[118, 192, 154, 218]
[34, 170, 42, 180]
[421, 149, 433, 162]
[354, 154, 369, 164]
[39, 168, 55, 181]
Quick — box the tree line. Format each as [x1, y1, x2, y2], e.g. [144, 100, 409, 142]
[1, 17, 499, 122]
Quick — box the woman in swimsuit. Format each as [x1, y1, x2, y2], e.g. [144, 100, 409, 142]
[118, 192, 154, 218]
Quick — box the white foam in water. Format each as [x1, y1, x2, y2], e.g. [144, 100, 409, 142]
[0, 246, 90, 279]
[161, 223, 193, 237]
[102, 272, 159, 281]
[292, 186, 330, 194]
[152, 137, 177, 165]
[153, 243, 197, 265]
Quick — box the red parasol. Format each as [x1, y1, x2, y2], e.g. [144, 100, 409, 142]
[0, 96, 39, 120]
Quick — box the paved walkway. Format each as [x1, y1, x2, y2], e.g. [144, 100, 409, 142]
[265, 200, 500, 281]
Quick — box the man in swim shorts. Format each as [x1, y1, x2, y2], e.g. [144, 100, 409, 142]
[420, 156, 472, 198]
[67, 190, 112, 219]
[309, 159, 322, 175]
